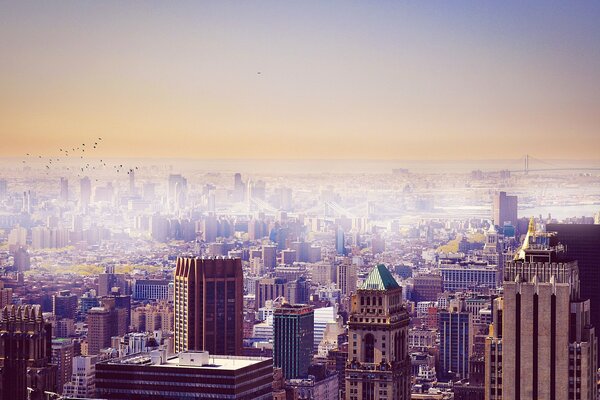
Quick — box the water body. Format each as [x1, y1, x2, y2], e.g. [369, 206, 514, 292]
[520, 204, 600, 220]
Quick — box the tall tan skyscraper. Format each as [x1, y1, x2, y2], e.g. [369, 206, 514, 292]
[492, 191, 517, 228]
[498, 219, 597, 400]
[174, 257, 243, 355]
[346, 264, 411, 400]
[337, 260, 357, 296]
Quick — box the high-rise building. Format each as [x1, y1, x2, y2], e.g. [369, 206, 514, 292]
[337, 261, 357, 296]
[167, 174, 187, 212]
[97, 266, 129, 297]
[174, 257, 243, 355]
[0, 179, 6, 198]
[0, 305, 57, 400]
[500, 220, 597, 400]
[313, 306, 337, 353]
[273, 303, 314, 379]
[51, 338, 74, 394]
[335, 226, 346, 255]
[60, 177, 68, 202]
[255, 278, 287, 311]
[86, 307, 111, 355]
[233, 173, 245, 202]
[129, 169, 135, 195]
[132, 279, 171, 301]
[53, 290, 78, 320]
[546, 223, 600, 365]
[438, 298, 472, 381]
[439, 261, 500, 293]
[412, 274, 443, 302]
[484, 298, 503, 400]
[80, 177, 91, 210]
[62, 355, 97, 399]
[492, 191, 518, 229]
[0, 282, 13, 308]
[346, 264, 411, 400]
[96, 351, 273, 400]
[99, 293, 132, 338]
[262, 244, 277, 270]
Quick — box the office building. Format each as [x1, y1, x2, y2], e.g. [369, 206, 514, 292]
[439, 261, 500, 293]
[262, 244, 277, 270]
[132, 279, 171, 300]
[60, 177, 68, 202]
[62, 355, 97, 399]
[53, 289, 78, 320]
[313, 306, 337, 353]
[546, 223, 600, 364]
[501, 220, 597, 400]
[346, 264, 411, 400]
[273, 303, 314, 379]
[96, 351, 273, 400]
[51, 338, 74, 394]
[412, 274, 443, 302]
[0, 282, 13, 308]
[438, 298, 472, 381]
[97, 267, 129, 297]
[255, 277, 287, 310]
[0, 305, 57, 400]
[174, 257, 243, 355]
[484, 298, 503, 400]
[335, 226, 346, 255]
[80, 176, 91, 210]
[492, 191, 518, 229]
[86, 307, 111, 355]
[337, 261, 357, 296]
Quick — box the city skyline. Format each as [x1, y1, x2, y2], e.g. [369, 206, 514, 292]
[2, 2, 600, 160]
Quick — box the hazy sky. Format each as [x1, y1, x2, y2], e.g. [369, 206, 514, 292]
[1, 1, 600, 160]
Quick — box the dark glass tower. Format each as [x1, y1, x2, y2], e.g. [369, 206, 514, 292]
[273, 303, 314, 379]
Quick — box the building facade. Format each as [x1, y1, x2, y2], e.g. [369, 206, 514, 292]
[96, 351, 273, 400]
[174, 257, 243, 355]
[0, 305, 57, 400]
[273, 303, 314, 379]
[346, 264, 411, 400]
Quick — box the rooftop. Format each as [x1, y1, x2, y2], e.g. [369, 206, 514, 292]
[360, 264, 400, 291]
[104, 351, 271, 371]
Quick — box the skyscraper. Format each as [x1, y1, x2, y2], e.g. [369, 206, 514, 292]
[337, 261, 357, 296]
[60, 177, 68, 202]
[438, 298, 472, 381]
[51, 338, 74, 394]
[273, 303, 314, 379]
[492, 191, 518, 229]
[335, 225, 346, 255]
[86, 307, 111, 356]
[546, 223, 600, 364]
[346, 264, 411, 400]
[79, 176, 91, 211]
[500, 220, 597, 400]
[174, 257, 243, 355]
[0, 305, 57, 400]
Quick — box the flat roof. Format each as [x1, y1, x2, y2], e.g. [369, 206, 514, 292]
[104, 352, 271, 371]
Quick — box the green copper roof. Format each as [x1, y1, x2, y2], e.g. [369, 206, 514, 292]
[361, 264, 400, 291]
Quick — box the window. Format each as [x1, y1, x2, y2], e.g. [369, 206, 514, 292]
[364, 333, 375, 363]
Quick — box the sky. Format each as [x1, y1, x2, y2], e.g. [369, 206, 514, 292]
[1, 1, 600, 160]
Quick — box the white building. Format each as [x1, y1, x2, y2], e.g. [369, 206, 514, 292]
[313, 306, 337, 353]
[63, 355, 97, 399]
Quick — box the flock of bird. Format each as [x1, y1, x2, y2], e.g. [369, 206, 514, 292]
[21, 137, 139, 180]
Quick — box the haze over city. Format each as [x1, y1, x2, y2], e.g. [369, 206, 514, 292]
[1, 2, 600, 400]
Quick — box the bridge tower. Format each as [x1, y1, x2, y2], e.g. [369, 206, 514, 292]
[524, 154, 529, 174]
